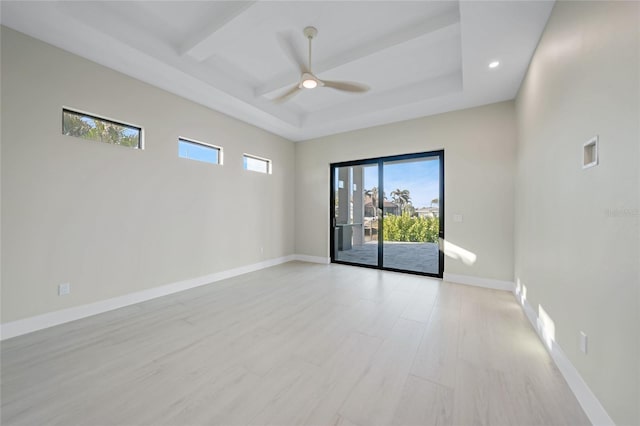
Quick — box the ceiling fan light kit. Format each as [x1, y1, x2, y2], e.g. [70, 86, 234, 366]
[301, 72, 319, 89]
[274, 26, 370, 102]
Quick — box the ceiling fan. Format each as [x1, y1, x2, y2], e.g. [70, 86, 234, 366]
[274, 26, 370, 103]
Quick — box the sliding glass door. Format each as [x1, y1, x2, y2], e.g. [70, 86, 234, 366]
[330, 151, 444, 277]
[382, 155, 441, 274]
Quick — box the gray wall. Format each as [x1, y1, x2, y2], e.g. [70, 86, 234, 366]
[295, 101, 517, 282]
[514, 2, 639, 424]
[1, 27, 296, 323]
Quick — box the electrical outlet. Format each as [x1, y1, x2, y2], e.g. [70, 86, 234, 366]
[580, 331, 588, 354]
[58, 283, 71, 296]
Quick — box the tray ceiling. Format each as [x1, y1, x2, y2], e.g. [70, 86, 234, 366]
[1, 1, 554, 141]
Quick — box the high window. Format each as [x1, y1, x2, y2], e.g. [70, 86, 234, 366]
[178, 138, 222, 165]
[243, 154, 271, 174]
[62, 108, 142, 149]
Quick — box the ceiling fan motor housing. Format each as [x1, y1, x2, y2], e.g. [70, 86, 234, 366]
[303, 26, 318, 39]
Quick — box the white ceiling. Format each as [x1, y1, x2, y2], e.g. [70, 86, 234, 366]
[1, 1, 554, 141]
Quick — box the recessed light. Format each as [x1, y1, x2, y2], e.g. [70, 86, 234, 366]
[489, 60, 500, 69]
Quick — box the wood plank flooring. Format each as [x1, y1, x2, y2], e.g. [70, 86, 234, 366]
[1, 262, 590, 426]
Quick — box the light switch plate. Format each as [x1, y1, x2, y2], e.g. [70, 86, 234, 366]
[58, 283, 71, 296]
[453, 214, 463, 223]
[583, 136, 598, 169]
[580, 331, 588, 354]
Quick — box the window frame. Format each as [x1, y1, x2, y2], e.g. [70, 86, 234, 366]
[62, 107, 144, 149]
[243, 153, 272, 174]
[178, 137, 224, 165]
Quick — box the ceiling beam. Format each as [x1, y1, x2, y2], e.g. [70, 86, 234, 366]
[255, 9, 460, 98]
[179, 1, 257, 61]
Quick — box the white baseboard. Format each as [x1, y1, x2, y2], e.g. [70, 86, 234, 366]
[513, 288, 615, 426]
[1, 254, 297, 341]
[293, 254, 330, 264]
[443, 272, 515, 292]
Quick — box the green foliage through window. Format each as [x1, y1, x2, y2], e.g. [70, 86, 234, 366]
[62, 109, 141, 148]
[383, 213, 439, 243]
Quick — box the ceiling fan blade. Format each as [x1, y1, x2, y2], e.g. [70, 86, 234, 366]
[321, 80, 370, 93]
[276, 32, 307, 73]
[273, 84, 302, 103]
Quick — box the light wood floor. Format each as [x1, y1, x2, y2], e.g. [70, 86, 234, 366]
[1, 262, 590, 426]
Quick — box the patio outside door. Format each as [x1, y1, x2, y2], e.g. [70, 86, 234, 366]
[330, 151, 444, 278]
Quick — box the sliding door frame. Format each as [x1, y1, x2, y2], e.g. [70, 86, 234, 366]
[329, 150, 444, 278]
